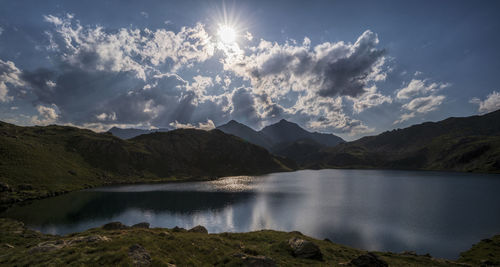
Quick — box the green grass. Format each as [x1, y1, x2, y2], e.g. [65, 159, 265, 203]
[0, 218, 474, 266]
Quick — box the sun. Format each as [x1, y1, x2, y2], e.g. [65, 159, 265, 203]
[218, 24, 237, 44]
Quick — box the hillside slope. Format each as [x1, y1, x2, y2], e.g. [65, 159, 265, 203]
[0, 122, 292, 208]
[305, 110, 500, 173]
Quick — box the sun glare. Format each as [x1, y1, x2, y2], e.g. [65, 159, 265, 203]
[218, 25, 237, 44]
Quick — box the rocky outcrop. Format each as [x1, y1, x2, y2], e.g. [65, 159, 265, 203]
[102, 222, 128, 230]
[288, 237, 322, 260]
[128, 244, 151, 266]
[349, 253, 388, 267]
[132, 222, 150, 229]
[188, 225, 208, 234]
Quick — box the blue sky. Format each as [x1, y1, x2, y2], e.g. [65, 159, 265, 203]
[0, 0, 499, 140]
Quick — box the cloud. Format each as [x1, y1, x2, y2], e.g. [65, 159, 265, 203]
[402, 95, 445, 113]
[0, 59, 25, 102]
[140, 11, 149, 18]
[470, 91, 500, 113]
[169, 119, 215, 130]
[351, 86, 392, 113]
[393, 112, 416, 124]
[44, 14, 215, 80]
[396, 79, 450, 100]
[0, 26, 3, 36]
[225, 30, 386, 99]
[219, 30, 388, 134]
[31, 104, 60, 125]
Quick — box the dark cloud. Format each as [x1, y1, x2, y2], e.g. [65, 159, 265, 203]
[230, 87, 261, 127]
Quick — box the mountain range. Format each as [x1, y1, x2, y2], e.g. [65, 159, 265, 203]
[1, 109, 500, 209]
[108, 127, 171, 139]
[0, 122, 293, 208]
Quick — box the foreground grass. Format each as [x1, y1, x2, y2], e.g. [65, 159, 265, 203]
[1, 218, 491, 266]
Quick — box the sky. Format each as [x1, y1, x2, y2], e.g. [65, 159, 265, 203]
[0, 0, 499, 140]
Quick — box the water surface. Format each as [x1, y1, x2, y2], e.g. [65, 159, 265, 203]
[2, 169, 500, 259]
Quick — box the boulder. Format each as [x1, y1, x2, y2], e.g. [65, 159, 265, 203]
[132, 222, 150, 229]
[349, 253, 388, 267]
[188, 225, 208, 234]
[128, 244, 151, 266]
[102, 222, 128, 230]
[288, 237, 322, 260]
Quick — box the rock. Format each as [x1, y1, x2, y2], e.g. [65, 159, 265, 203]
[132, 222, 150, 229]
[172, 226, 187, 233]
[29, 240, 66, 253]
[233, 253, 276, 267]
[289, 231, 303, 236]
[188, 225, 208, 234]
[102, 221, 128, 230]
[324, 238, 332, 243]
[288, 237, 322, 260]
[350, 253, 388, 267]
[4, 243, 14, 249]
[128, 244, 151, 266]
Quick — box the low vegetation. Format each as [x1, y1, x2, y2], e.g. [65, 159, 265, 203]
[1, 218, 490, 266]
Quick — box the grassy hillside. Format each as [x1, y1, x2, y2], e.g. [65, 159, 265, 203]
[0, 218, 481, 266]
[304, 110, 500, 173]
[0, 122, 292, 209]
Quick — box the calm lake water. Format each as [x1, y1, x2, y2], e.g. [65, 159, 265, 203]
[2, 169, 500, 259]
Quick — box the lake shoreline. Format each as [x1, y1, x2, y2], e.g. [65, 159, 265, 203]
[1, 217, 497, 266]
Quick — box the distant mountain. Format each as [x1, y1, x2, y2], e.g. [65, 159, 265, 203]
[305, 109, 500, 173]
[216, 120, 273, 149]
[0, 122, 293, 207]
[108, 127, 171, 139]
[217, 119, 344, 153]
[261, 119, 345, 147]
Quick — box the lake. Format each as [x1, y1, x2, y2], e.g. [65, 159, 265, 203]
[2, 169, 500, 259]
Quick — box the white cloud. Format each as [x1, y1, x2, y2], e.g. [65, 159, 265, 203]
[96, 112, 117, 121]
[402, 95, 445, 113]
[140, 11, 149, 18]
[393, 112, 416, 124]
[396, 79, 450, 100]
[31, 104, 60, 125]
[0, 59, 25, 102]
[350, 86, 392, 113]
[470, 91, 500, 113]
[44, 14, 215, 80]
[169, 119, 215, 131]
[245, 31, 253, 41]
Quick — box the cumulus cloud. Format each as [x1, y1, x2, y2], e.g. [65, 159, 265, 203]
[169, 119, 215, 130]
[0, 59, 25, 102]
[31, 104, 60, 125]
[470, 91, 500, 113]
[225, 30, 386, 99]
[350, 86, 392, 113]
[396, 79, 450, 100]
[44, 14, 215, 80]
[220, 30, 388, 133]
